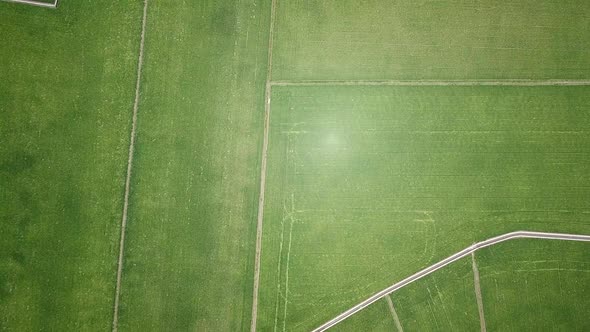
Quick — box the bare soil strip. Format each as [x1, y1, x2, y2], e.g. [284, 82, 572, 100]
[386, 295, 404, 332]
[111, 0, 149, 331]
[1, 0, 57, 8]
[271, 79, 590, 87]
[250, 0, 278, 330]
[471, 252, 487, 332]
[312, 231, 590, 331]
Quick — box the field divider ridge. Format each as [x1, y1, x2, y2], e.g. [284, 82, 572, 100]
[312, 231, 590, 331]
[111, 0, 150, 331]
[270, 79, 590, 87]
[471, 252, 487, 332]
[1, 0, 58, 8]
[251, 0, 278, 330]
[385, 295, 404, 332]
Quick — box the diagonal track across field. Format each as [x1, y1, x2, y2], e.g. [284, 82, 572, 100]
[312, 231, 590, 331]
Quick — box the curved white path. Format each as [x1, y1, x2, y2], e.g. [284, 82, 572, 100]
[313, 231, 590, 331]
[1, 0, 58, 9]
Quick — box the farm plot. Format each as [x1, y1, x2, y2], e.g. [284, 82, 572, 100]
[0, 2, 143, 330]
[115, 1, 271, 331]
[477, 239, 590, 331]
[258, 85, 590, 331]
[271, 0, 590, 81]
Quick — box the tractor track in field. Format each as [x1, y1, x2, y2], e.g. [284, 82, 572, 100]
[471, 252, 487, 332]
[386, 295, 404, 332]
[312, 231, 590, 331]
[251, 0, 278, 330]
[270, 79, 590, 87]
[111, 0, 149, 331]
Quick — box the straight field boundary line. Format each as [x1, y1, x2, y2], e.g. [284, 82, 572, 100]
[250, 0, 278, 330]
[111, 0, 149, 331]
[471, 252, 487, 332]
[1, 0, 58, 8]
[385, 295, 404, 332]
[312, 231, 590, 331]
[271, 79, 590, 87]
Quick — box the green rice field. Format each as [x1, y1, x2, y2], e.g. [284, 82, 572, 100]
[1, 0, 589, 331]
[0, 2, 141, 330]
[478, 239, 590, 331]
[332, 239, 590, 331]
[117, 1, 270, 330]
[272, 0, 590, 80]
[258, 85, 590, 330]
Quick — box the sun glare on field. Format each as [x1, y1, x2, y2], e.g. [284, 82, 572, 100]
[324, 132, 339, 148]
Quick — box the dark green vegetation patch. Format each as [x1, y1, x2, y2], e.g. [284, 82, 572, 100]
[0, 2, 142, 330]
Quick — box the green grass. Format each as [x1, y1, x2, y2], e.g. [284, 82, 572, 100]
[116, 1, 271, 330]
[0, 1, 142, 330]
[272, 0, 590, 80]
[258, 85, 590, 330]
[391, 257, 480, 331]
[478, 239, 590, 331]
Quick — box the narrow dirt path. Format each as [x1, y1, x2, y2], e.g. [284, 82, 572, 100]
[386, 295, 404, 332]
[270, 79, 590, 87]
[111, 0, 149, 331]
[471, 252, 487, 332]
[250, 0, 278, 330]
